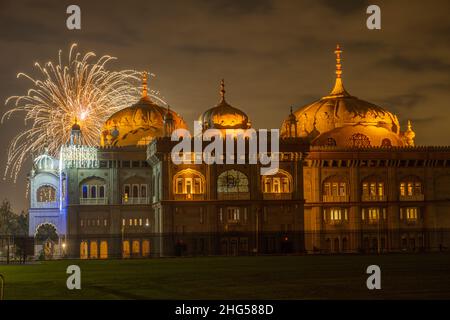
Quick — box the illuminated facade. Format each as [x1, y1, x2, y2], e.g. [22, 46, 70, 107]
[28, 46, 450, 258]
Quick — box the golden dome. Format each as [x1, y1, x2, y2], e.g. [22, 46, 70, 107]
[199, 79, 251, 131]
[101, 73, 187, 147]
[281, 44, 406, 148]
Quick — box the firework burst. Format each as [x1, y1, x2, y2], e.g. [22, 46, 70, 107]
[2, 44, 154, 181]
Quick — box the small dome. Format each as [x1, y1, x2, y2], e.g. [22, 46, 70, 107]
[281, 45, 405, 147]
[101, 73, 187, 147]
[71, 122, 81, 131]
[199, 80, 251, 131]
[33, 149, 56, 172]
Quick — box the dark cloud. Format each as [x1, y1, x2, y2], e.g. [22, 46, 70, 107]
[174, 44, 237, 56]
[379, 55, 450, 73]
[319, 0, 370, 15]
[380, 93, 427, 111]
[204, 0, 274, 15]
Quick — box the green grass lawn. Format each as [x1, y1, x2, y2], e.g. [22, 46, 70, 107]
[1, 254, 450, 299]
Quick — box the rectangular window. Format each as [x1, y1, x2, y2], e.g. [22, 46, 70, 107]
[406, 207, 418, 221]
[324, 182, 331, 196]
[141, 184, 147, 198]
[339, 183, 346, 196]
[281, 178, 289, 193]
[82, 185, 88, 198]
[368, 208, 379, 221]
[194, 178, 201, 194]
[185, 178, 192, 194]
[129, 219, 132, 226]
[378, 183, 384, 196]
[273, 178, 280, 193]
[370, 183, 376, 196]
[362, 182, 369, 196]
[400, 183, 406, 196]
[176, 178, 183, 194]
[227, 207, 240, 222]
[407, 183, 413, 196]
[414, 183, 421, 195]
[332, 183, 338, 196]
[122, 219, 125, 226]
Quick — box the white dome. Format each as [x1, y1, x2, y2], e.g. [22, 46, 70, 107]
[33, 150, 56, 172]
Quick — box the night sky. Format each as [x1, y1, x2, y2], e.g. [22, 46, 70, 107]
[0, 0, 449, 212]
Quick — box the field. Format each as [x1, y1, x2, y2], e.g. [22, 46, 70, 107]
[1, 253, 450, 299]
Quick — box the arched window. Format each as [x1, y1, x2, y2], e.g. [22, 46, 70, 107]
[361, 175, 385, 201]
[142, 240, 150, 257]
[36, 185, 56, 202]
[124, 185, 130, 197]
[99, 185, 105, 198]
[173, 169, 205, 195]
[132, 185, 139, 197]
[100, 241, 108, 259]
[90, 241, 98, 259]
[326, 137, 337, 146]
[80, 241, 88, 259]
[350, 133, 371, 147]
[91, 186, 97, 198]
[322, 175, 348, 202]
[262, 170, 292, 193]
[122, 240, 130, 258]
[217, 170, 249, 193]
[381, 138, 392, 147]
[80, 177, 107, 203]
[399, 176, 423, 198]
[132, 240, 140, 257]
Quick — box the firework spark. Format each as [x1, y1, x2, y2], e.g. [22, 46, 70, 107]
[2, 44, 157, 181]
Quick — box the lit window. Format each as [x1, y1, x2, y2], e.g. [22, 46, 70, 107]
[82, 185, 88, 198]
[37, 185, 57, 202]
[227, 207, 240, 223]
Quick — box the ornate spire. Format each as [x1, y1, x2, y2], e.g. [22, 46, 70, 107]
[220, 79, 226, 102]
[328, 44, 350, 97]
[142, 71, 148, 98]
[404, 120, 416, 147]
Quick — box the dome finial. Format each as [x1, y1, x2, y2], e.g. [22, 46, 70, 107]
[335, 44, 342, 79]
[328, 44, 350, 97]
[142, 71, 148, 98]
[220, 79, 226, 102]
[404, 120, 416, 147]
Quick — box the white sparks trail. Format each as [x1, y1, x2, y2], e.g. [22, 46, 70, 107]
[2, 44, 162, 182]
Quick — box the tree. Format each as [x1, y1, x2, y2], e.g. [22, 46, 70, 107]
[0, 199, 16, 264]
[0, 200, 30, 264]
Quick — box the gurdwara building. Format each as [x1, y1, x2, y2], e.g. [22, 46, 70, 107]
[28, 46, 450, 258]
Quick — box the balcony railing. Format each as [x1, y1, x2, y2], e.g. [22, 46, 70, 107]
[361, 194, 387, 202]
[79, 197, 108, 205]
[173, 194, 205, 201]
[122, 197, 150, 205]
[218, 192, 250, 200]
[263, 193, 292, 200]
[322, 195, 350, 202]
[399, 194, 425, 201]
